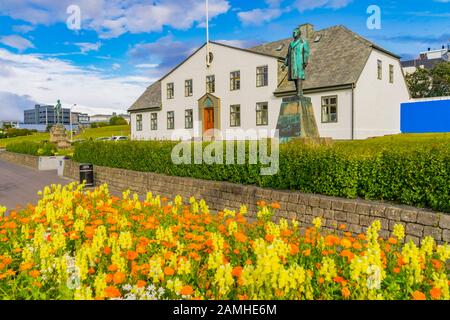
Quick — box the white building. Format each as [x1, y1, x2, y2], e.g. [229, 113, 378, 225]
[402, 45, 450, 74]
[128, 24, 410, 141]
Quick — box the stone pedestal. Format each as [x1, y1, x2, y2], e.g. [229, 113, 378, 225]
[50, 125, 71, 149]
[276, 96, 321, 142]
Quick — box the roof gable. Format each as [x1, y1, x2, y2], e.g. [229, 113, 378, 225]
[128, 81, 162, 112]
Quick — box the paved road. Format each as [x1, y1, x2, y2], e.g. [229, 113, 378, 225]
[0, 159, 72, 211]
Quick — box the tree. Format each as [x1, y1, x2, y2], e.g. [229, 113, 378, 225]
[406, 61, 450, 98]
[109, 116, 128, 126]
[430, 62, 450, 97]
[405, 68, 432, 98]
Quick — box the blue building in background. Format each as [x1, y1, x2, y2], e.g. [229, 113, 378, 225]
[24, 104, 71, 125]
[401, 97, 450, 133]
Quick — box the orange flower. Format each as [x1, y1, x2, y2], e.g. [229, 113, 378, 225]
[232, 266, 243, 278]
[430, 287, 442, 300]
[339, 224, 347, 230]
[105, 286, 121, 298]
[412, 291, 426, 300]
[113, 271, 126, 284]
[108, 264, 118, 272]
[245, 259, 253, 265]
[318, 277, 325, 284]
[341, 287, 351, 298]
[265, 234, 274, 242]
[302, 249, 311, 257]
[88, 267, 95, 275]
[105, 274, 114, 283]
[270, 202, 281, 210]
[104, 247, 111, 255]
[393, 267, 401, 274]
[19, 262, 33, 271]
[164, 267, 175, 276]
[340, 249, 354, 262]
[29, 270, 40, 278]
[127, 251, 138, 261]
[431, 259, 442, 270]
[234, 232, 247, 243]
[257, 201, 266, 207]
[137, 280, 147, 288]
[180, 285, 194, 296]
[388, 237, 398, 245]
[290, 244, 299, 255]
[340, 238, 352, 249]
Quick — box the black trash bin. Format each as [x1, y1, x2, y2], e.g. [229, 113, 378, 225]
[79, 164, 94, 187]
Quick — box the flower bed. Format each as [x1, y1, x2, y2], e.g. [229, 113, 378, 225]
[0, 183, 449, 300]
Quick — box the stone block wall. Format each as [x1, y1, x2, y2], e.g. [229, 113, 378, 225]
[0, 150, 39, 169]
[64, 160, 450, 244]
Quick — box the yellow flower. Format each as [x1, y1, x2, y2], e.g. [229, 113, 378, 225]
[312, 217, 322, 229]
[393, 224, 405, 241]
[0, 206, 7, 216]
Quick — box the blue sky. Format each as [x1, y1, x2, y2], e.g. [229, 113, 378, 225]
[0, 0, 449, 119]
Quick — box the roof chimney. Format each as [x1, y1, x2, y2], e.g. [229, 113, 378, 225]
[299, 23, 314, 38]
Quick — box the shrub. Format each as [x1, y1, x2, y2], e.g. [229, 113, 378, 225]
[6, 141, 57, 156]
[73, 140, 450, 213]
[109, 116, 128, 126]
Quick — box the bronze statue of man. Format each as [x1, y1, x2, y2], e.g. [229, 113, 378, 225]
[55, 100, 62, 124]
[285, 27, 310, 98]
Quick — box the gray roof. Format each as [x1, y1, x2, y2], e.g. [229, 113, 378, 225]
[401, 58, 444, 70]
[128, 81, 162, 112]
[251, 25, 399, 95]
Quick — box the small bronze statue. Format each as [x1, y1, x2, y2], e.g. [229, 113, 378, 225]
[55, 99, 62, 124]
[285, 26, 310, 98]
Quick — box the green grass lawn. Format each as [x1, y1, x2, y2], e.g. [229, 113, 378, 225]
[0, 125, 130, 149]
[76, 125, 130, 140]
[0, 132, 49, 148]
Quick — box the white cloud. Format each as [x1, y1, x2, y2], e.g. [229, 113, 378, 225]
[0, 92, 36, 121]
[112, 63, 121, 70]
[238, 8, 283, 26]
[293, 0, 353, 11]
[0, 0, 231, 39]
[0, 35, 35, 52]
[215, 39, 263, 48]
[12, 25, 35, 33]
[73, 42, 102, 54]
[0, 48, 155, 117]
[135, 63, 159, 69]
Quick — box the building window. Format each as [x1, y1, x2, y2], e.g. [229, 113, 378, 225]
[151, 113, 158, 130]
[206, 75, 215, 93]
[185, 79, 193, 97]
[230, 71, 240, 91]
[167, 83, 174, 99]
[377, 60, 382, 80]
[167, 111, 175, 130]
[389, 64, 394, 83]
[230, 105, 241, 127]
[256, 65, 268, 87]
[256, 102, 268, 126]
[321, 96, 338, 123]
[136, 114, 143, 131]
[185, 109, 193, 129]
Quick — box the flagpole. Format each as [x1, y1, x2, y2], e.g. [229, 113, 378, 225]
[206, 0, 210, 68]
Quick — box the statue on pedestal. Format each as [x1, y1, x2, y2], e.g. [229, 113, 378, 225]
[50, 100, 71, 149]
[276, 26, 323, 142]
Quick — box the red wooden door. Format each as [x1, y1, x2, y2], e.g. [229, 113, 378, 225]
[204, 108, 214, 132]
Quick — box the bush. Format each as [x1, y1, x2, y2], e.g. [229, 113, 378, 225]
[73, 140, 450, 213]
[3, 128, 34, 138]
[6, 141, 57, 156]
[109, 116, 128, 126]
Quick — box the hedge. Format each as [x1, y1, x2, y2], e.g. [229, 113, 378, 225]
[73, 140, 450, 213]
[6, 141, 57, 156]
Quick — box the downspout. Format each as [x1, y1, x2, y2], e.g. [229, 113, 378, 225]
[351, 83, 355, 140]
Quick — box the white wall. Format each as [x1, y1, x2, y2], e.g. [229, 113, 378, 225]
[354, 49, 410, 139]
[306, 89, 353, 140]
[133, 43, 281, 141]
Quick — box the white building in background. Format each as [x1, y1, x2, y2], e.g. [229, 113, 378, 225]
[402, 45, 450, 74]
[128, 24, 410, 141]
